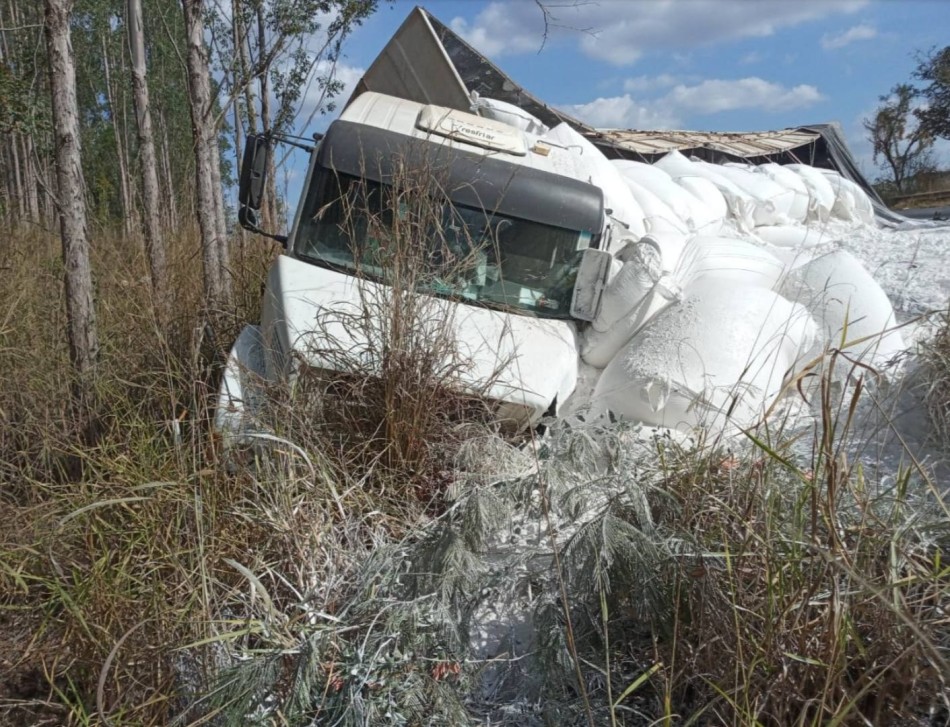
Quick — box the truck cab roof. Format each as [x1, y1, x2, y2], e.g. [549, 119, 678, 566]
[323, 92, 605, 235]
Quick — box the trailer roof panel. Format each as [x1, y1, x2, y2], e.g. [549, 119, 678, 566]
[588, 129, 823, 158]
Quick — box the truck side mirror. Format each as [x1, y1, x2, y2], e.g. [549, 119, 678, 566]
[238, 133, 269, 232]
[570, 247, 612, 322]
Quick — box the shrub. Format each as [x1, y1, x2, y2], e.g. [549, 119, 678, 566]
[922, 308, 950, 449]
[200, 358, 949, 725]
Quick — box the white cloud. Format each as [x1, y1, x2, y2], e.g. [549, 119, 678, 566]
[451, 0, 867, 65]
[821, 23, 877, 50]
[664, 77, 824, 114]
[623, 73, 680, 93]
[562, 94, 683, 130]
[740, 51, 763, 65]
[561, 76, 824, 130]
[292, 59, 365, 135]
[450, 3, 545, 58]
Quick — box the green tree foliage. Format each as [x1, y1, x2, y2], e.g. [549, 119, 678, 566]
[1, 0, 377, 230]
[913, 45, 950, 140]
[0, 0, 195, 228]
[207, 0, 377, 227]
[0, 1, 53, 223]
[863, 83, 935, 194]
[0, 63, 41, 135]
[218, 0, 377, 134]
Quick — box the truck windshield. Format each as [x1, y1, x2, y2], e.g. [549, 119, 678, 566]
[294, 169, 593, 318]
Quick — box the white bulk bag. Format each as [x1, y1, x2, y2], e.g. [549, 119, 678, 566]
[752, 225, 830, 270]
[819, 171, 876, 225]
[756, 163, 810, 222]
[715, 162, 796, 226]
[673, 235, 786, 291]
[610, 160, 698, 229]
[778, 249, 904, 368]
[618, 176, 690, 235]
[674, 175, 727, 235]
[815, 169, 859, 222]
[591, 281, 817, 433]
[594, 243, 662, 333]
[628, 230, 690, 274]
[581, 277, 680, 369]
[542, 124, 645, 243]
[606, 255, 623, 284]
[785, 164, 836, 222]
[581, 234, 783, 370]
[755, 225, 831, 250]
[655, 151, 756, 231]
[471, 95, 549, 135]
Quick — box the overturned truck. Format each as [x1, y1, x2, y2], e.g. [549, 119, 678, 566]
[216, 90, 616, 441]
[215, 6, 907, 443]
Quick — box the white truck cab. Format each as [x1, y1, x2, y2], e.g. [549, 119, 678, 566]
[215, 92, 612, 441]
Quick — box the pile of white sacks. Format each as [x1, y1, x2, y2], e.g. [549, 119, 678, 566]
[521, 116, 902, 435]
[475, 98, 903, 434]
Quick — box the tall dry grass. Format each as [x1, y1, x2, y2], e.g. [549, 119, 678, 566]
[923, 308, 950, 449]
[0, 164, 514, 724]
[1, 207, 948, 726]
[0, 222, 286, 724]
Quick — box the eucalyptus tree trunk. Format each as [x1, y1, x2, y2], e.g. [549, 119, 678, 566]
[8, 134, 24, 218]
[157, 108, 178, 230]
[101, 33, 133, 236]
[229, 0, 244, 209]
[235, 0, 258, 133]
[44, 0, 99, 394]
[0, 142, 13, 225]
[181, 0, 225, 307]
[21, 134, 40, 222]
[208, 130, 231, 299]
[127, 0, 167, 312]
[256, 3, 280, 232]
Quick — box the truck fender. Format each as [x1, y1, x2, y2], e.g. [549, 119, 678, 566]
[213, 324, 267, 445]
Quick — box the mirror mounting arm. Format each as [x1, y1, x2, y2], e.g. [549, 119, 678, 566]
[238, 131, 315, 246]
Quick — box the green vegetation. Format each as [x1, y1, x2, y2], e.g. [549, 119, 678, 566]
[865, 44, 950, 201]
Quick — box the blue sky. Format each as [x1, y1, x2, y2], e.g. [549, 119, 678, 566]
[275, 0, 950, 207]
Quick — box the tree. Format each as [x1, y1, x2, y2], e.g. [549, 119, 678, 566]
[863, 84, 934, 194]
[182, 0, 227, 307]
[44, 0, 99, 396]
[1, 0, 51, 228]
[212, 0, 378, 233]
[127, 0, 167, 313]
[913, 45, 950, 140]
